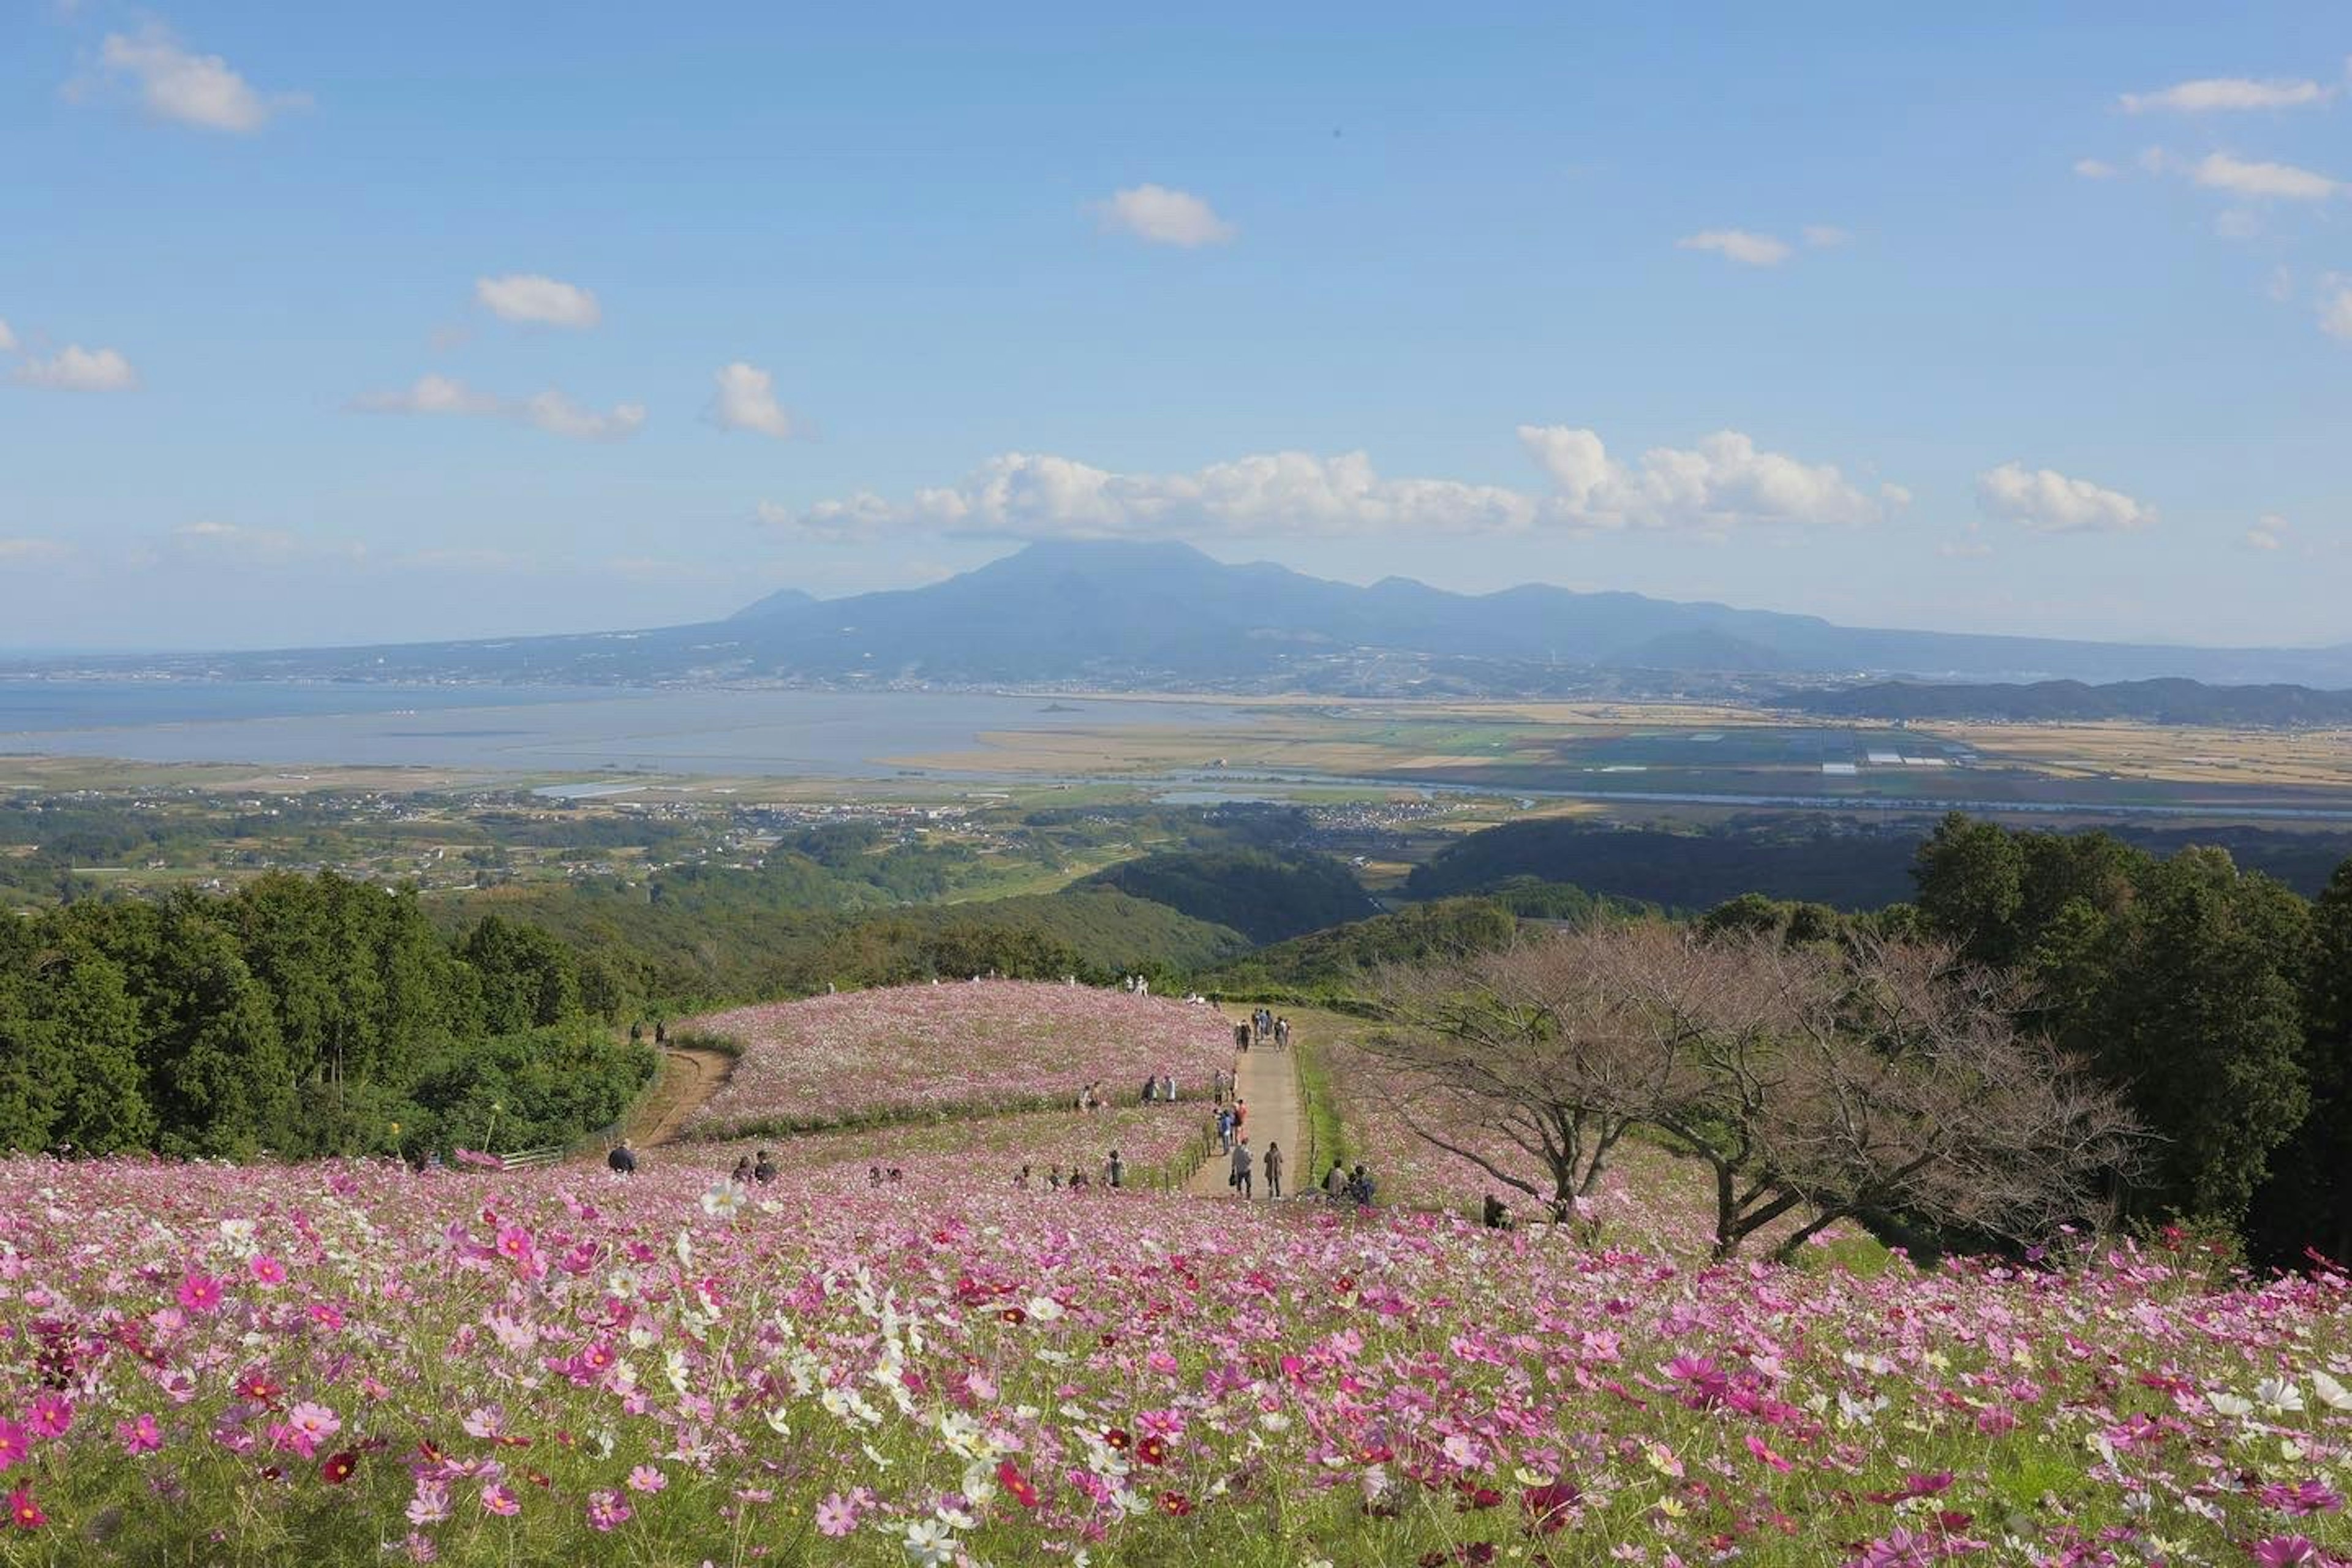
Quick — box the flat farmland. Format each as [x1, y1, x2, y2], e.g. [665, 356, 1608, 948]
[895, 698, 2352, 822]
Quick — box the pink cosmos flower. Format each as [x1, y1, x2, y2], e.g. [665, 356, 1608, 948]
[284, 1402, 340, 1449]
[176, 1272, 224, 1313]
[627, 1465, 666, 1494]
[1851, 1531, 1937, 1568]
[115, 1413, 162, 1455]
[2253, 1540, 2320, 1568]
[480, 1481, 521, 1517]
[0, 1423, 28, 1472]
[6, 1489, 42, 1531]
[25, 1396, 69, 1440]
[248, 1254, 287, 1286]
[816, 1493, 859, 1536]
[586, 1489, 632, 1532]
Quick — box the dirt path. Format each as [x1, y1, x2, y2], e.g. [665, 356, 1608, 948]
[632, 1047, 735, 1148]
[1185, 1010, 1308, 1203]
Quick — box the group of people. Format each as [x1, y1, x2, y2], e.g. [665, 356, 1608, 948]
[1137, 1072, 1179, 1104]
[1215, 1098, 1248, 1152]
[1231, 1007, 1290, 1052]
[1016, 1150, 1123, 1191]
[1226, 1136, 1284, 1197]
[1325, 1161, 1378, 1206]
[728, 1149, 779, 1185]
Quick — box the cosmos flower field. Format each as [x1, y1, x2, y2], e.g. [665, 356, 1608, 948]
[0, 986, 2347, 1566]
[684, 981, 1233, 1140]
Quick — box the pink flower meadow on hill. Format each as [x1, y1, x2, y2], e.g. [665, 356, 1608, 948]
[0, 1149, 2348, 1564]
[682, 979, 1232, 1138]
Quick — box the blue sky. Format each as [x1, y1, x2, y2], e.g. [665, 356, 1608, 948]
[2, 2, 2348, 652]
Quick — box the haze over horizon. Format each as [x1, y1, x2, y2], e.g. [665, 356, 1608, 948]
[6, 5, 2350, 653]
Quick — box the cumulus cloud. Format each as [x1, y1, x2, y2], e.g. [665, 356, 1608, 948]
[0, 320, 15, 353]
[1975, 462, 2157, 535]
[1519, 427, 1900, 530]
[2120, 77, 2330, 113]
[2245, 516, 2287, 551]
[2073, 158, 2120, 179]
[1090, 184, 1237, 247]
[475, 274, 601, 329]
[349, 374, 644, 442]
[761, 427, 1902, 541]
[1801, 225, 1852, 248]
[96, 25, 306, 132]
[707, 361, 794, 439]
[1676, 229, 1792, 266]
[12, 344, 138, 391]
[0, 538, 72, 564]
[2188, 152, 2339, 202]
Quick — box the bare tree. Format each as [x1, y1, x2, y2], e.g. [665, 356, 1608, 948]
[1365, 927, 1680, 1222]
[1749, 937, 2140, 1259]
[1370, 922, 2142, 1261]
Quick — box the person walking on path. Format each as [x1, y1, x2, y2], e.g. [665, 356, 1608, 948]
[1229, 1136, 1253, 1197]
[1264, 1140, 1284, 1199]
[1232, 1099, 1247, 1139]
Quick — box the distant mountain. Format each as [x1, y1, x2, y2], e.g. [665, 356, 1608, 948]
[1782, 677, 2352, 726]
[728, 587, 816, 622]
[12, 540, 2352, 690]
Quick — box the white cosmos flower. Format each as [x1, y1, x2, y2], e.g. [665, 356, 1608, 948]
[902, 1518, 954, 1564]
[2311, 1370, 2352, 1411]
[2255, 1378, 2304, 1415]
[2209, 1390, 2254, 1419]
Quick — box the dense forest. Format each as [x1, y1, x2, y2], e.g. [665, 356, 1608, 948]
[1077, 846, 1375, 945]
[1406, 813, 2352, 911]
[0, 874, 655, 1162]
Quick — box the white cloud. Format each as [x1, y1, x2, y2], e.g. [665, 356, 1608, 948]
[0, 538, 72, 564]
[707, 361, 794, 439]
[475, 274, 601, 329]
[1090, 184, 1237, 247]
[1520, 426, 1899, 530]
[762, 426, 1902, 541]
[1801, 225, 1852, 248]
[2073, 158, 2120, 179]
[1675, 229, 1792, 266]
[519, 390, 644, 442]
[2215, 208, 2263, 241]
[349, 374, 644, 442]
[2245, 516, 2286, 551]
[12, 344, 138, 391]
[0, 320, 14, 353]
[2188, 152, 2339, 202]
[97, 25, 305, 133]
[2120, 77, 2330, 113]
[2320, 277, 2352, 341]
[1975, 462, 2156, 535]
